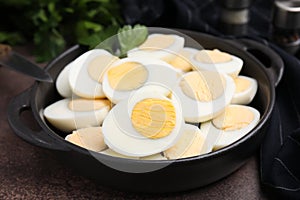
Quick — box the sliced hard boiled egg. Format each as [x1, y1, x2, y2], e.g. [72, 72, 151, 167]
[102, 89, 185, 157]
[173, 70, 236, 123]
[43, 98, 111, 132]
[127, 33, 184, 62]
[231, 75, 258, 105]
[68, 49, 119, 99]
[102, 57, 179, 104]
[65, 126, 107, 152]
[168, 47, 198, 73]
[56, 61, 73, 98]
[190, 49, 243, 78]
[163, 124, 205, 159]
[201, 104, 260, 151]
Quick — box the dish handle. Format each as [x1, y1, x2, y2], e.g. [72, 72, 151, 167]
[7, 89, 69, 151]
[226, 38, 284, 87]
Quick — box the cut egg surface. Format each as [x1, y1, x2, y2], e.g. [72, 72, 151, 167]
[102, 57, 180, 104]
[201, 104, 260, 151]
[127, 33, 184, 62]
[102, 89, 185, 157]
[68, 49, 119, 99]
[65, 126, 107, 152]
[190, 49, 243, 77]
[163, 124, 205, 159]
[44, 98, 111, 132]
[167, 47, 199, 73]
[173, 70, 236, 123]
[231, 75, 258, 105]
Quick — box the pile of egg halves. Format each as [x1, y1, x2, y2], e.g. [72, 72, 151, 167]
[44, 33, 260, 160]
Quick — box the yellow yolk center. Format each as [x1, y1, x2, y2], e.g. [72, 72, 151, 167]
[88, 55, 119, 83]
[107, 62, 148, 91]
[131, 98, 176, 139]
[169, 49, 193, 72]
[139, 35, 175, 51]
[69, 99, 111, 112]
[212, 106, 254, 131]
[195, 49, 232, 64]
[180, 71, 225, 102]
[234, 77, 251, 93]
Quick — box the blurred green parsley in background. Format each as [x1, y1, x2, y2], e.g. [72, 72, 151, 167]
[0, 0, 123, 62]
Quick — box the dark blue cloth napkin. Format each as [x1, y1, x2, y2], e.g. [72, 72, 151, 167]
[119, 0, 300, 199]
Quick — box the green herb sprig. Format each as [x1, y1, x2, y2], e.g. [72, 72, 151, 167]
[0, 0, 123, 62]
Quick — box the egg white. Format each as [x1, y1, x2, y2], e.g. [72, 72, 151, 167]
[102, 57, 180, 104]
[127, 33, 185, 62]
[231, 75, 258, 105]
[190, 50, 243, 77]
[201, 105, 260, 151]
[56, 61, 73, 98]
[102, 91, 185, 157]
[173, 71, 236, 123]
[43, 98, 110, 132]
[68, 49, 118, 99]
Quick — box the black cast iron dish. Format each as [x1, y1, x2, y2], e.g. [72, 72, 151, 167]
[7, 29, 284, 193]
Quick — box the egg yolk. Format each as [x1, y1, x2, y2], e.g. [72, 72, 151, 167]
[88, 55, 119, 83]
[195, 49, 232, 64]
[69, 99, 111, 112]
[139, 35, 175, 51]
[212, 106, 254, 131]
[180, 71, 225, 102]
[131, 98, 176, 139]
[107, 62, 148, 91]
[234, 77, 251, 93]
[169, 49, 193, 72]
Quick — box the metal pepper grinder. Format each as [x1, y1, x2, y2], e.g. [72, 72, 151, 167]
[217, 0, 254, 36]
[272, 0, 300, 55]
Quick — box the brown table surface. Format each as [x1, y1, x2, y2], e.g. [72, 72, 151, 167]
[0, 46, 273, 200]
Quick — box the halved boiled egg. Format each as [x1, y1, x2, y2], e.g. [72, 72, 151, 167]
[43, 98, 111, 132]
[231, 75, 258, 105]
[163, 124, 205, 159]
[173, 70, 236, 123]
[102, 57, 179, 104]
[65, 126, 107, 152]
[190, 49, 243, 78]
[102, 88, 185, 157]
[56, 61, 73, 98]
[201, 104, 260, 151]
[68, 49, 119, 99]
[127, 33, 184, 62]
[168, 47, 198, 73]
